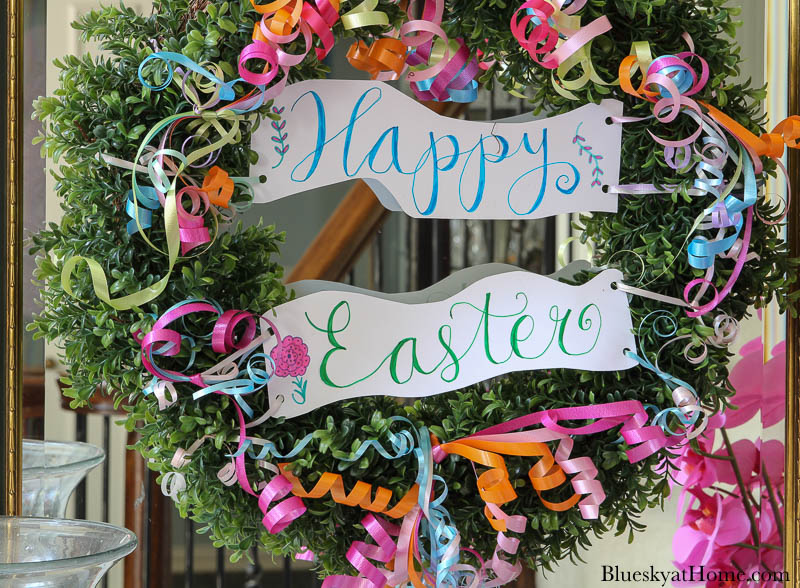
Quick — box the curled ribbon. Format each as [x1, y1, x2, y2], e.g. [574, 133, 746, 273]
[280, 465, 421, 518]
[624, 310, 709, 440]
[511, 0, 612, 99]
[344, 0, 480, 102]
[616, 37, 782, 317]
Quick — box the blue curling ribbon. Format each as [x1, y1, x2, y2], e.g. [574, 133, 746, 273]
[650, 54, 696, 99]
[412, 76, 479, 103]
[193, 379, 258, 418]
[626, 347, 700, 435]
[237, 415, 415, 462]
[145, 332, 198, 383]
[406, 423, 463, 587]
[687, 147, 756, 269]
[139, 52, 239, 102]
[625, 311, 701, 435]
[192, 344, 278, 419]
[138, 52, 269, 115]
[338, 417, 415, 462]
[229, 432, 316, 460]
[126, 187, 161, 235]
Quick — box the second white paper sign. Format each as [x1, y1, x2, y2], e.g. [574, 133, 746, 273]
[251, 268, 637, 418]
[251, 80, 623, 219]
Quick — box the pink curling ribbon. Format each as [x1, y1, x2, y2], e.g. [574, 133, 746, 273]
[323, 513, 401, 588]
[212, 309, 257, 353]
[399, 0, 481, 102]
[430, 399, 668, 524]
[231, 401, 308, 533]
[617, 37, 773, 318]
[175, 186, 213, 254]
[237, 39, 291, 101]
[238, 0, 341, 98]
[141, 301, 223, 384]
[473, 400, 670, 465]
[295, 547, 316, 561]
[482, 505, 524, 587]
[683, 206, 753, 318]
[511, 0, 610, 70]
[325, 505, 520, 588]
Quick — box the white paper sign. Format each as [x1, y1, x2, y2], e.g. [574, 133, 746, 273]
[258, 267, 636, 418]
[251, 80, 622, 219]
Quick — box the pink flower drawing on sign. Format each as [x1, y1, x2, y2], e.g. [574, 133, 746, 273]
[270, 335, 310, 405]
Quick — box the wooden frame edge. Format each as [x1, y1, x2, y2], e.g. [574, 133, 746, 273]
[786, 0, 800, 583]
[1, 0, 23, 516]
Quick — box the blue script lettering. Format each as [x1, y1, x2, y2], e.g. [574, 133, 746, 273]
[290, 87, 581, 215]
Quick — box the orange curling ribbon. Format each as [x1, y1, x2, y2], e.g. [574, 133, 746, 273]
[251, 0, 294, 13]
[347, 39, 408, 79]
[701, 102, 800, 160]
[201, 166, 234, 208]
[279, 464, 420, 518]
[251, 0, 341, 61]
[619, 56, 658, 102]
[263, 1, 305, 36]
[435, 437, 579, 532]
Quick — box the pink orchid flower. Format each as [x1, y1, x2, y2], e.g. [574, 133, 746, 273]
[725, 338, 785, 429]
[708, 439, 758, 487]
[673, 490, 751, 569]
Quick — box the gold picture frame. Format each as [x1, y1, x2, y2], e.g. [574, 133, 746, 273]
[784, 0, 800, 581]
[2, 0, 799, 581]
[1, 0, 23, 517]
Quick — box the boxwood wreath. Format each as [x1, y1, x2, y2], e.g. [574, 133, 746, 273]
[30, 0, 798, 582]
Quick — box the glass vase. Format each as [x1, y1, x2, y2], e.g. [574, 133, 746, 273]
[0, 517, 137, 587]
[22, 439, 105, 518]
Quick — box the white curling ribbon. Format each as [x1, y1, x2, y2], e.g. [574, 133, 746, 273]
[671, 386, 711, 440]
[160, 471, 187, 500]
[161, 435, 215, 500]
[707, 313, 739, 347]
[153, 380, 179, 410]
[217, 461, 238, 486]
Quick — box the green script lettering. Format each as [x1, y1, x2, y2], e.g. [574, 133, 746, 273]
[305, 293, 602, 389]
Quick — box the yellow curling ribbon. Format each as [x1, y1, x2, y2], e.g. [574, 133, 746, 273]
[556, 236, 595, 269]
[341, 0, 389, 29]
[179, 62, 228, 111]
[549, 14, 614, 100]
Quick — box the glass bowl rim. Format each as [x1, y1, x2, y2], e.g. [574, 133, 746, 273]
[22, 439, 105, 477]
[0, 516, 137, 574]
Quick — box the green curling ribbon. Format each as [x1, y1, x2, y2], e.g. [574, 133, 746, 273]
[341, 0, 389, 30]
[61, 108, 256, 311]
[550, 23, 652, 101]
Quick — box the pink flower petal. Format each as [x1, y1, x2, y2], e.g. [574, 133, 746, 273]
[673, 525, 709, 565]
[761, 439, 785, 484]
[761, 350, 786, 427]
[711, 439, 758, 485]
[715, 498, 751, 545]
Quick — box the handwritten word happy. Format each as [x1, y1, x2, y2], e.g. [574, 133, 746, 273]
[251, 80, 622, 220]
